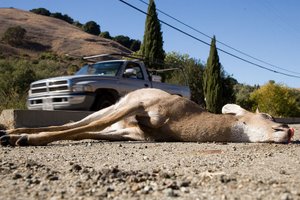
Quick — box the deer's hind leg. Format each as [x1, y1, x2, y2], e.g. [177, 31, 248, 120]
[1, 91, 143, 136]
[58, 116, 146, 141]
[0, 103, 145, 146]
[0, 104, 119, 137]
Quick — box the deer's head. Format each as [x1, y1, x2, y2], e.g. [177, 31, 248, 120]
[222, 104, 294, 143]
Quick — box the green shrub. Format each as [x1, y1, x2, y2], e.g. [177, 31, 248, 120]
[250, 82, 300, 117]
[99, 31, 112, 39]
[50, 12, 74, 24]
[2, 26, 27, 46]
[0, 59, 35, 111]
[39, 52, 59, 60]
[82, 21, 100, 36]
[0, 89, 28, 111]
[165, 52, 205, 106]
[30, 8, 51, 16]
[0, 57, 74, 112]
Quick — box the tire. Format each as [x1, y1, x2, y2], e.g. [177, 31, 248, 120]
[91, 93, 116, 111]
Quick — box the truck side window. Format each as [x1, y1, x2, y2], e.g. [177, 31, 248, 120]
[124, 63, 144, 79]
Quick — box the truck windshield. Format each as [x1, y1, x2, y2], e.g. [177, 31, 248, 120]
[75, 61, 123, 76]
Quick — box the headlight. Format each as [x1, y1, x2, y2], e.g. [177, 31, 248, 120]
[72, 84, 93, 92]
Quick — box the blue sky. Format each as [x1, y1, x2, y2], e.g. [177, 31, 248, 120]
[1, 0, 300, 88]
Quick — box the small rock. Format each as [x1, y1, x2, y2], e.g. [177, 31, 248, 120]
[164, 188, 178, 197]
[86, 142, 92, 147]
[281, 192, 292, 200]
[131, 184, 140, 192]
[180, 180, 190, 187]
[12, 173, 22, 180]
[220, 175, 236, 184]
[166, 181, 179, 190]
[106, 187, 114, 192]
[159, 172, 171, 179]
[143, 156, 148, 160]
[266, 153, 273, 157]
[279, 169, 287, 175]
[47, 174, 59, 181]
[180, 187, 190, 193]
[71, 164, 82, 172]
[142, 185, 152, 194]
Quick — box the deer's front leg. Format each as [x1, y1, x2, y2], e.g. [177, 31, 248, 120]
[0, 105, 117, 137]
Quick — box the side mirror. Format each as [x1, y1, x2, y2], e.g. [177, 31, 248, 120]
[123, 68, 137, 78]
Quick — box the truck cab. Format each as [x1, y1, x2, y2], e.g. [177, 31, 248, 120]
[27, 56, 190, 111]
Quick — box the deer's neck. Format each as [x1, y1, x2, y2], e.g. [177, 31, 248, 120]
[171, 112, 250, 142]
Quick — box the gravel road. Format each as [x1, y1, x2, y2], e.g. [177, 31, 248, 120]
[0, 124, 299, 200]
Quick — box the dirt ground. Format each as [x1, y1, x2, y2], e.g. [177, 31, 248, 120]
[0, 124, 299, 200]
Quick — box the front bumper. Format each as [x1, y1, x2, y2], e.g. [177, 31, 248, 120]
[27, 93, 95, 111]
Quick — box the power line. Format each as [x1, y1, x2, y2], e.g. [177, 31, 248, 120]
[262, 0, 300, 37]
[118, 0, 300, 79]
[137, 0, 300, 76]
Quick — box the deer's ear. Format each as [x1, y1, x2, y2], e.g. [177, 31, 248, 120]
[256, 107, 260, 114]
[222, 104, 246, 116]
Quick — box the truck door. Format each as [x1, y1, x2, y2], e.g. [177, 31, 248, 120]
[118, 62, 150, 95]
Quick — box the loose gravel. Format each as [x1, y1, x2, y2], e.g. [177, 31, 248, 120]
[0, 125, 299, 200]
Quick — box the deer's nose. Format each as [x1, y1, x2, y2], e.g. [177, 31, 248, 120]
[288, 128, 295, 143]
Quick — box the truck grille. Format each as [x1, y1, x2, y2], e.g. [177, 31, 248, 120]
[31, 80, 69, 94]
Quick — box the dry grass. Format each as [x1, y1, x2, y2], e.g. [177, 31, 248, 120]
[0, 8, 131, 58]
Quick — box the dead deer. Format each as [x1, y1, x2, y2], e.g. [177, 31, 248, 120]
[0, 88, 295, 146]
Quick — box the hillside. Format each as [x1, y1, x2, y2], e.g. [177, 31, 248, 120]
[0, 8, 131, 58]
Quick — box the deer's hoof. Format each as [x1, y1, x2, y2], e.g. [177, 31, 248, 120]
[0, 135, 10, 146]
[16, 135, 29, 146]
[0, 130, 7, 137]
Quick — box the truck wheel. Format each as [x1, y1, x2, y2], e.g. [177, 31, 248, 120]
[92, 94, 116, 111]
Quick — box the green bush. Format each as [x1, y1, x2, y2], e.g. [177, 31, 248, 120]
[2, 26, 27, 46]
[234, 84, 257, 110]
[99, 31, 112, 39]
[0, 89, 28, 111]
[165, 52, 205, 106]
[250, 82, 300, 117]
[39, 52, 59, 60]
[0, 59, 35, 111]
[51, 12, 74, 24]
[30, 8, 51, 16]
[83, 21, 101, 36]
[112, 35, 140, 51]
[0, 55, 81, 112]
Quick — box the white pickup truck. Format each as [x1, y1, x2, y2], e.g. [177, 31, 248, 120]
[27, 55, 191, 111]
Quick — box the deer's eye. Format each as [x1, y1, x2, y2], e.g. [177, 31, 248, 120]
[260, 113, 275, 121]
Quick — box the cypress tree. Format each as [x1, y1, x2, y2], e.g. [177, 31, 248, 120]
[203, 36, 223, 113]
[140, 0, 165, 69]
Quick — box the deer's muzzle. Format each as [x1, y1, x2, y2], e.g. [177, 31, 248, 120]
[288, 128, 295, 143]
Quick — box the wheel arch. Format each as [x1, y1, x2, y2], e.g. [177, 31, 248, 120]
[90, 88, 120, 111]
